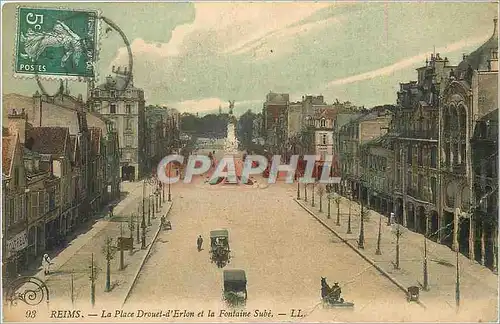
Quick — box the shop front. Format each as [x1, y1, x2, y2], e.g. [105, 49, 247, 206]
[4, 229, 28, 280]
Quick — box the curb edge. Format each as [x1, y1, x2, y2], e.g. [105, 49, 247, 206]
[294, 198, 426, 309]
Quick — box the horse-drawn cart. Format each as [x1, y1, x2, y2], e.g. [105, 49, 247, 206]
[210, 229, 231, 268]
[321, 277, 354, 308]
[223, 269, 247, 306]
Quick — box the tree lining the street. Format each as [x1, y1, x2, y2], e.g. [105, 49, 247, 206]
[180, 113, 229, 138]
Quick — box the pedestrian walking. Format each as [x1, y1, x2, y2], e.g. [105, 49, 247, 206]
[42, 254, 52, 275]
[390, 212, 395, 225]
[197, 235, 203, 251]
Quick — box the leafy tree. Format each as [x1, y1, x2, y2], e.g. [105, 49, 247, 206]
[237, 109, 257, 151]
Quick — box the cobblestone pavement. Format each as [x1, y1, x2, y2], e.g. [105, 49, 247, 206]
[293, 183, 498, 322]
[21, 181, 172, 311]
[125, 175, 440, 322]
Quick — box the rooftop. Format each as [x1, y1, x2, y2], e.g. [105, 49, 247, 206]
[2, 136, 15, 175]
[26, 127, 69, 156]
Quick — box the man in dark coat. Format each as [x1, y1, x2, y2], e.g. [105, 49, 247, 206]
[197, 235, 203, 251]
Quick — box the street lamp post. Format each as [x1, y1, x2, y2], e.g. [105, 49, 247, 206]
[168, 163, 172, 202]
[312, 182, 315, 207]
[147, 191, 151, 226]
[141, 177, 154, 249]
[375, 214, 382, 255]
[297, 181, 300, 200]
[394, 224, 402, 269]
[327, 194, 331, 219]
[304, 183, 308, 202]
[423, 234, 429, 290]
[151, 195, 155, 220]
[455, 248, 460, 308]
[358, 202, 365, 249]
[156, 185, 160, 211]
[347, 192, 352, 234]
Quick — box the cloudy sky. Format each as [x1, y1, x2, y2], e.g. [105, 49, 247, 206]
[2, 2, 497, 116]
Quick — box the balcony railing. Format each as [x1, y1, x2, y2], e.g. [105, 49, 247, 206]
[400, 130, 438, 139]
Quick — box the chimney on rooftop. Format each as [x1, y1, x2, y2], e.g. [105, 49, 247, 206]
[112, 65, 115, 73]
[8, 109, 28, 144]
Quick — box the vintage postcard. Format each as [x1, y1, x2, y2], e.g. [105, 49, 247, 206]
[1, 1, 499, 323]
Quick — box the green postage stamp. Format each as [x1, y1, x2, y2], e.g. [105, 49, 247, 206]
[14, 7, 98, 78]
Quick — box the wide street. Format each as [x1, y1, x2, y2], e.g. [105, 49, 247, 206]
[125, 152, 426, 322]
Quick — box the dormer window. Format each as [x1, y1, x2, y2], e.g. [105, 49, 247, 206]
[320, 118, 326, 128]
[34, 159, 40, 171]
[94, 90, 100, 98]
[110, 90, 116, 98]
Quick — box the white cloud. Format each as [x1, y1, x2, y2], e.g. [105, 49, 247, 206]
[324, 34, 491, 88]
[110, 3, 336, 66]
[225, 16, 345, 60]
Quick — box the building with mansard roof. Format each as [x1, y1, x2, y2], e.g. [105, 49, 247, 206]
[438, 18, 498, 271]
[88, 66, 147, 181]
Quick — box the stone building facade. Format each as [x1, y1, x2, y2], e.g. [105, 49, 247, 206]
[338, 108, 392, 200]
[359, 134, 395, 216]
[438, 19, 498, 270]
[390, 53, 454, 240]
[2, 131, 28, 279]
[89, 66, 146, 181]
[2, 89, 121, 278]
[262, 92, 289, 153]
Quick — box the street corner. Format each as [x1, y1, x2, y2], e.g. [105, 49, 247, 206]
[15, 6, 99, 79]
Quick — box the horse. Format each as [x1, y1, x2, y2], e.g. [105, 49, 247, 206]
[321, 277, 330, 299]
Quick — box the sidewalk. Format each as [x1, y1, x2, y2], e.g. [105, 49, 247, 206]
[31, 181, 173, 308]
[294, 189, 498, 320]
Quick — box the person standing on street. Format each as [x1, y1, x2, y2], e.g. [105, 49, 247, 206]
[42, 254, 52, 275]
[197, 235, 203, 251]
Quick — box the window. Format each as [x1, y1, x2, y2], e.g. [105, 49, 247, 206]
[126, 104, 132, 114]
[430, 146, 437, 168]
[126, 118, 132, 130]
[407, 145, 412, 164]
[110, 103, 116, 114]
[430, 177, 437, 203]
[417, 146, 423, 166]
[8, 198, 14, 226]
[44, 192, 49, 213]
[14, 167, 19, 186]
[126, 90, 131, 98]
[94, 90, 100, 98]
[125, 135, 133, 147]
[94, 102, 102, 112]
[110, 90, 116, 98]
[418, 174, 424, 198]
[320, 118, 326, 128]
[322, 134, 327, 145]
[31, 192, 39, 220]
